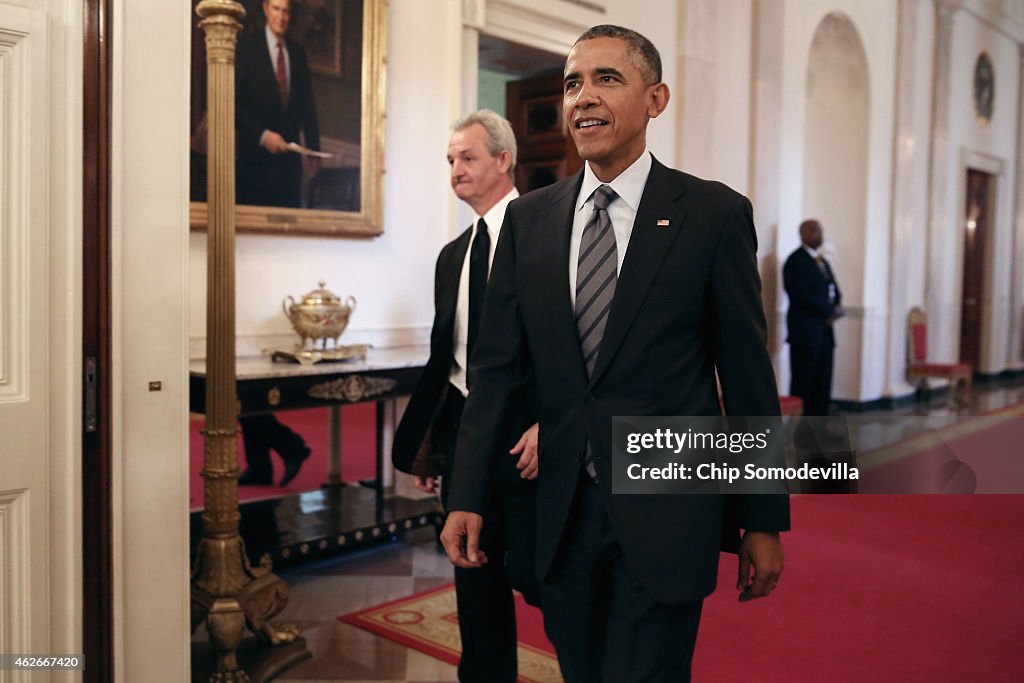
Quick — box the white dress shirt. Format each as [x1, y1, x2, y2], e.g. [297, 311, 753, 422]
[569, 150, 653, 307]
[449, 187, 519, 397]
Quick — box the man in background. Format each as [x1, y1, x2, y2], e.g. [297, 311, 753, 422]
[235, 0, 320, 208]
[783, 219, 844, 416]
[392, 110, 540, 683]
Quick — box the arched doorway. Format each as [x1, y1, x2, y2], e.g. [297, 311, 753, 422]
[801, 13, 870, 401]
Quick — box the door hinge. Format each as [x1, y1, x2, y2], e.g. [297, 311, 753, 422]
[85, 356, 98, 433]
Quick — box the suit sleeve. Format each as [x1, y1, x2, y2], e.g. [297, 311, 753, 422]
[711, 196, 790, 532]
[391, 242, 456, 474]
[446, 208, 531, 514]
[234, 41, 266, 154]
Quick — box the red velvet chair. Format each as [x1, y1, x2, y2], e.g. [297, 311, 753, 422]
[906, 307, 972, 408]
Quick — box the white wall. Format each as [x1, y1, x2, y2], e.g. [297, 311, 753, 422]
[885, 0, 935, 398]
[112, 0, 191, 679]
[926, 8, 1021, 373]
[678, 0, 753, 195]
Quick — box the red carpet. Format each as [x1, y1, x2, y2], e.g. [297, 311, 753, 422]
[189, 404, 377, 510]
[340, 495, 1024, 682]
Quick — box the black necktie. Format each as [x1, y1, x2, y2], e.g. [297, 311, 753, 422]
[467, 218, 490, 360]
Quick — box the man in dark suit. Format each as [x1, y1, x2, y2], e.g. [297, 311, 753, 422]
[392, 110, 540, 683]
[783, 219, 844, 416]
[235, 0, 320, 208]
[440, 26, 788, 682]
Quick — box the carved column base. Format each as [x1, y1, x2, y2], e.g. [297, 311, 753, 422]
[192, 540, 308, 680]
[192, 635, 311, 683]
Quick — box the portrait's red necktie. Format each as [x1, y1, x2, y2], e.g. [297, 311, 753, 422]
[275, 40, 288, 104]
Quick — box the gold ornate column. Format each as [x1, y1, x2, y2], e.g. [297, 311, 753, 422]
[190, 2, 307, 681]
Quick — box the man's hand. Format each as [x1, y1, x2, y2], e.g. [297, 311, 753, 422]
[510, 422, 539, 480]
[440, 511, 488, 568]
[413, 475, 438, 494]
[261, 130, 289, 154]
[737, 530, 784, 602]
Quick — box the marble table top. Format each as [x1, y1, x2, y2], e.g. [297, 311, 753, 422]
[189, 345, 430, 381]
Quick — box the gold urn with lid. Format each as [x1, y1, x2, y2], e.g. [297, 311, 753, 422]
[282, 280, 357, 349]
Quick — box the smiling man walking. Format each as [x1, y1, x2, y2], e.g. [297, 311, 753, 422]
[440, 26, 789, 682]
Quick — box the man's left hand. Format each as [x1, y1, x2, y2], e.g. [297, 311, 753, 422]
[510, 422, 539, 480]
[737, 530, 784, 602]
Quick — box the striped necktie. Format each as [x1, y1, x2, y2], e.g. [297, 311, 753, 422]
[576, 184, 618, 378]
[576, 185, 617, 480]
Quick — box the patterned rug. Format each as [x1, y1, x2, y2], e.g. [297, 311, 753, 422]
[339, 582, 562, 683]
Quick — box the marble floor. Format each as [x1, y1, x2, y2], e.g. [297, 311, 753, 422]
[193, 375, 1024, 682]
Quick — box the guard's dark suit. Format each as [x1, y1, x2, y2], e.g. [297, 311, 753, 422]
[447, 158, 790, 682]
[392, 226, 539, 683]
[234, 30, 319, 208]
[783, 247, 842, 416]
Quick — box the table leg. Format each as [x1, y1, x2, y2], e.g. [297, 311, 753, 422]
[372, 401, 386, 496]
[324, 405, 343, 488]
[379, 399, 396, 493]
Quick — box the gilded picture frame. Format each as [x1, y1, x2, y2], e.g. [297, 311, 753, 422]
[189, 0, 386, 237]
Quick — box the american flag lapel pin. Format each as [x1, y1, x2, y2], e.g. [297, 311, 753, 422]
[656, 219, 671, 227]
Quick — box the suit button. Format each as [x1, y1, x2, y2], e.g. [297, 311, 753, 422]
[574, 451, 584, 462]
[585, 393, 596, 404]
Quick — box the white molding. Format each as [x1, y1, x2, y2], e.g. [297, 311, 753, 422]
[470, 0, 600, 56]
[0, 489, 29, 678]
[961, 0, 1024, 45]
[0, 8, 47, 405]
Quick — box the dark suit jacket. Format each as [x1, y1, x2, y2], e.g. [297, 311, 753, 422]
[235, 30, 320, 208]
[447, 157, 790, 604]
[783, 248, 841, 350]
[393, 227, 533, 490]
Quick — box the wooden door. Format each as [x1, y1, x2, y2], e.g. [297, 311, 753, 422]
[506, 72, 582, 192]
[960, 168, 991, 368]
[83, 0, 114, 678]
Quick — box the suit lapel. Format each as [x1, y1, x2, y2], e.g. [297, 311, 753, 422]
[534, 173, 589, 382]
[588, 159, 688, 388]
[437, 229, 471, 344]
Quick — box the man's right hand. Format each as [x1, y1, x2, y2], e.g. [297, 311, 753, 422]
[261, 130, 289, 154]
[413, 475, 438, 494]
[440, 511, 488, 569]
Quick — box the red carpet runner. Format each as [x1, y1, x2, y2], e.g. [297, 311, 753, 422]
[189, 404, 377, 510]
[340, 495, 1023, 682]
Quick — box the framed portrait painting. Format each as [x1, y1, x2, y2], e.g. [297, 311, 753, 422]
[189, 0, 386, 237]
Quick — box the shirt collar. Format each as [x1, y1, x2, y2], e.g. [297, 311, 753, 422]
[475, 187, 519, 236]
[802, 245, 821, 259]
[576, 149, 652, 213]
[266, 25, 284, 50]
